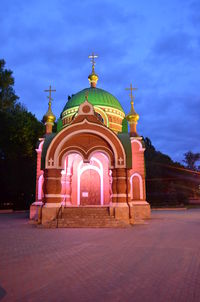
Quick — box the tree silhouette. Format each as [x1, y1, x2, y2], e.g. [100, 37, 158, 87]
[0, 60, 44, 209]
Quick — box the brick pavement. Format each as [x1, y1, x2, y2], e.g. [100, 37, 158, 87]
[0, 210, 200, 302]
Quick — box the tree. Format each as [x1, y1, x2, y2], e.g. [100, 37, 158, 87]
[183, 151, 200, 171]
[0, 60, 44, 209]
[144, 137, 189, 207]
[0, 59, 19, 111]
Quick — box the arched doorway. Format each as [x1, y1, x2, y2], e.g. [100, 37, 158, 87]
[80, 168, 101, 205]
[77, 153, 106, 206]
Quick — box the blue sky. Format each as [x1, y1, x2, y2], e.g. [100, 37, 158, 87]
[1, 0, 200, 162]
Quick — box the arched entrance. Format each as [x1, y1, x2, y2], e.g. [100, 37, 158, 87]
[60, 151, 110, 206]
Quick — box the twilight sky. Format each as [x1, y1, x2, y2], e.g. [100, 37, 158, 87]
[1, 0, 200, 162]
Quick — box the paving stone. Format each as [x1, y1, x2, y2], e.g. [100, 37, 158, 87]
[0, 210, 200, 301]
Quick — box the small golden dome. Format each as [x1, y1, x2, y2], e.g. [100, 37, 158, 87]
[88, 72, 99, 84]
[43, 105, 56, 124]
[126, 102, 139, 123]
[88, 64, 99, 87]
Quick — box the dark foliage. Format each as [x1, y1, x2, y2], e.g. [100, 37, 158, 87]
[144, 137, 200, 207]
[183, 151, 200, 171]
[0, 60, 44, 210]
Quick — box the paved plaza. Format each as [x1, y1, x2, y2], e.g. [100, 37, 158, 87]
[0, 209, 200, 302]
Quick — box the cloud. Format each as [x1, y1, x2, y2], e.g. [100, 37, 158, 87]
[1, 0, 200, 163]
[189, 0, 200, 27]
[136, 90, 200, 162]
[153, 31, 194, 60]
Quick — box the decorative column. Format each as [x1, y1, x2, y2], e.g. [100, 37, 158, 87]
[30, 140, 44, 221]
[109, 170, 113, 203]
[35, 148, 42, 201]
[111, 167, 129, 223]
[43, 169, 62, 205]
[116, 168, 127, 203]
[41, 168, 63, 224]
[65, 170, 72, 206]
[126, 169, 131, 204]
[111, 168, 117, 203]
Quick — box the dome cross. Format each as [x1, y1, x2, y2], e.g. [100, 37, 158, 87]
[88, 52, 98, 72]
[125, 84, 137, 104]
[88, 53, 99, 87]
[44, 85, 56, 106]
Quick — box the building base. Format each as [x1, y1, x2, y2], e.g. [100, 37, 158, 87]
[129, 201, 151, 223]
[41, 203, 61, 225]
[30, 201, 43, 221]
[110, 202, 130, 224]
[29, 202, 151, 227]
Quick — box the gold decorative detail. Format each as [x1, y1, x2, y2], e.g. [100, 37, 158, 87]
[43, 85, 56, 123]
[85, 90, 89, 101]
[125, 84, 139, 124]
[88, 52, 99, 87]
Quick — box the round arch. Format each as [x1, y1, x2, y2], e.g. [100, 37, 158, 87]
[131, 139, 145, 151]
[77, 162, 103, 206]
[45, 119, 126, 169]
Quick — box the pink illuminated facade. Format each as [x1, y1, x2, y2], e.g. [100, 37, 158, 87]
[30, 60, 150, 226]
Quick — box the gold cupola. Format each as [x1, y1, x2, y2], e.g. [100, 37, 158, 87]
[125, 84, 140, 137]
[126, 100, 139, 124]
[88, 52, 99, 88]
[43, 104, 56, 124]
[43, 85, 56, 134]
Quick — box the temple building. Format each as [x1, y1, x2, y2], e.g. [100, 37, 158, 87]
[30, 54, 150, 227]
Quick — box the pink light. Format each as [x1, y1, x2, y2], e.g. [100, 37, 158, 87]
[77, 158, 104, 206]
[59, 152, 110, 206]
[38, 174, 44, 200]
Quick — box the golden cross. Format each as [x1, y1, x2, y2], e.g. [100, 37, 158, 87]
[44, 85, 56, 104]
[88, 52, 98, 69]
[125, 84, 137, 103]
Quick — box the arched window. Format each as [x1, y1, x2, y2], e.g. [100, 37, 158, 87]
[130, 173, 143, 200]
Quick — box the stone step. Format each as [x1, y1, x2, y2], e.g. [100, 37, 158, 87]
[62, 214, 113, 219]
[57, 224, 129, 228]
[39, 217, 131, 228]
[62, 207, 109, 213]
[60, 217, 116, 221]
[59, 219, 125, 224]
[38, 206, 132, 228]
[57, 220, 130, 228]
[62, 207, 110, 218]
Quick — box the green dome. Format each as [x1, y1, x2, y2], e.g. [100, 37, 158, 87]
[62, 87, 124, 114]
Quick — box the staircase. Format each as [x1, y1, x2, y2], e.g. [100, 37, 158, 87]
[40, 206, 131, 228]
